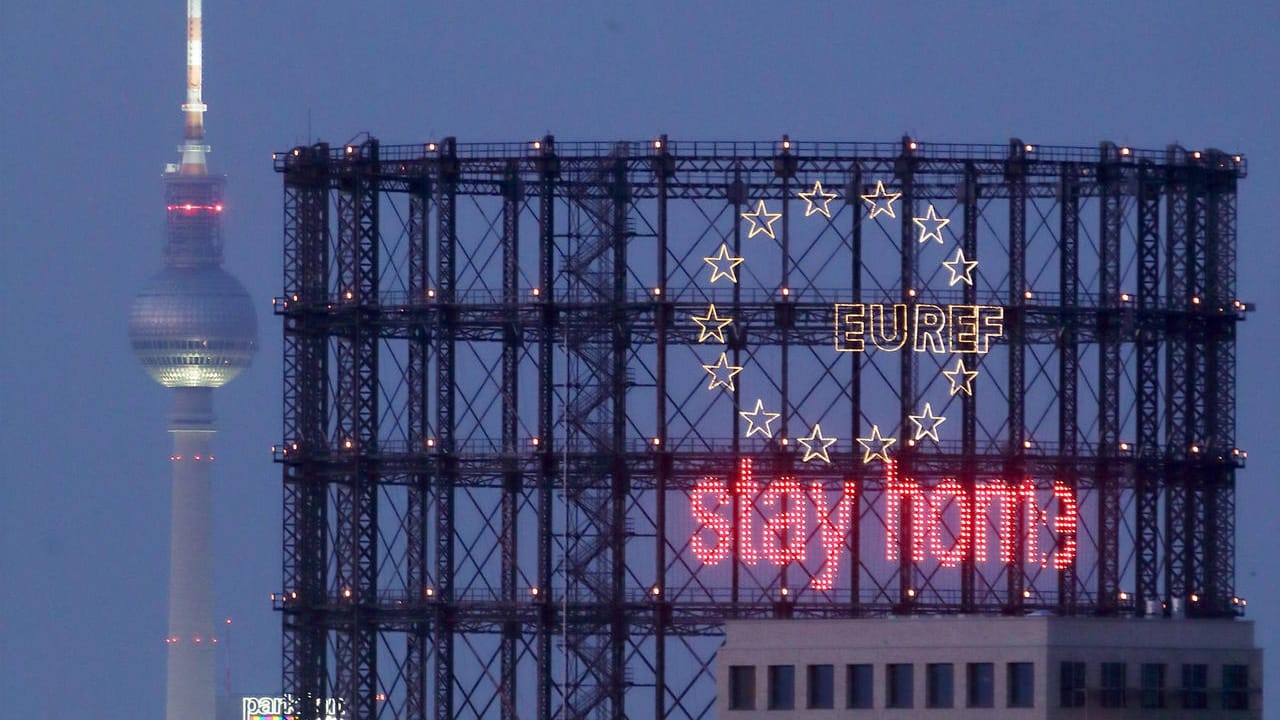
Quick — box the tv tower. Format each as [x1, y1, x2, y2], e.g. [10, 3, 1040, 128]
[128, 2, 257, 719]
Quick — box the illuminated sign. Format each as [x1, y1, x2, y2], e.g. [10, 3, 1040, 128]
[689, 459, 1078, 592]
[834, 303, 1004, 354]
[242, 696, 345, 720]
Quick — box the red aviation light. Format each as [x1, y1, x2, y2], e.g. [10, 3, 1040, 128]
[166, 203, 224, 214]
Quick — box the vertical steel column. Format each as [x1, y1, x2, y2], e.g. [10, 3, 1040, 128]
[1135, 163, 1162, 613]
[1096, 143, 1124, 614]
[1163, 148, 1192, 610]
[729, 168, 745, 607]
[846, 167, 864, 614]
[1057, 164, 1080, 613]
[607, 154, 630, 720]
[332, 139, 380, 718]
[1005, 141, 1027, 613]
[895, 139, 916, 610]
[404, 169, 431, 720]
[1204, 159, 1238, 615]
[534, 137, 558, 720]
[1186, 163, 1209, 613]
[651, 137, 673, 720]
[960, 163, 979, 613]
[500, 160, 523, 718]
[775, 140, 796, 595]
[282, 144, 331, 714]
[432, 137, 459, 720]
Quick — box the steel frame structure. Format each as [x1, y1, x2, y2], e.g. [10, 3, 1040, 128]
[274, 136, 1248, 720]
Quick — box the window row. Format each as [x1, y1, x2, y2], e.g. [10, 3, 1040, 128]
[1059, 661, 1250, 710]
[728, 661, 1033, 710]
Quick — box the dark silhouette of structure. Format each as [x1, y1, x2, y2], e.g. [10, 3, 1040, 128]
[273, 136, 1247, 719]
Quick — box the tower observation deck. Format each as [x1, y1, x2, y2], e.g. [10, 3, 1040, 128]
[128, 3, 256, 720]
[274, 136, 1248, 720]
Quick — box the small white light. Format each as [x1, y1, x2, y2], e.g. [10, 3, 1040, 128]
[532, 141, 541, 151]
[652, 437, 661, 446]
[532, 287, 541, 297]
[1121, 147, 1131, 156]
[781, 287, 791, 297]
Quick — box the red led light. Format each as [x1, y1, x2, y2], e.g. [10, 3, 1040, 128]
[166, 203, 224, 214]
[688, 458, 1080, 590]
[760, 477, 805, 565]
[1052, 480, 1078, 569]
[690, 478, 731, 565]
[734, 458, 759, 565]
[928, 478, 971, 568]
[808, 480, 856, 591]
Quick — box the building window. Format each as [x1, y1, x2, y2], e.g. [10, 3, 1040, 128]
[728, 665, 755, 710]
[1222, 664, 1249, 710]
[1007, 662, 1034, 708]
[967, 662, 994, 708]
[1140, 663, 1166, 709]
[887, 663, 914, 708]
[1100, 662, 1127, 708]
[846, 663, 873, 709]
[806, 664, 834, 709]
[926, 663, 954, 708]
[767, 664, 794, 710]
[1181, 663, 1208, 709]
[1059, 661, 1086, 708]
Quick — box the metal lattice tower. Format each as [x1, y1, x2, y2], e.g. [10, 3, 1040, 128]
[274, 136, 1247, 720]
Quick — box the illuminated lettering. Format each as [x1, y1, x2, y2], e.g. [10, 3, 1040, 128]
[690, 478, 732, 565]
[760, 478, 807, 565]
[928, 479, 971, 568]
[686, 461, 1080, 591]
[913, 304, 947, 353]
[808, 480, 856, 591]
[834, 303, 1005, 355]
[1052, 480, 1078, 570]
[884, 462, 929, 562]
[870, 304, 908, 351]
[735, 458, 760, 565]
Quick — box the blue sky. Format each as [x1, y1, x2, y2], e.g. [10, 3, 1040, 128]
[2, 1, 1278, 716]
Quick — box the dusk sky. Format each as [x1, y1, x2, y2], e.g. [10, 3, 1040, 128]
[2, 1, 1279, 716]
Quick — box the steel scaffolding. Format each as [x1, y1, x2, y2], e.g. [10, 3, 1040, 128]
[274, 136, 1248, 720]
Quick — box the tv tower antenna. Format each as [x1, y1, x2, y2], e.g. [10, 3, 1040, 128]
[129, 2, 257, 719]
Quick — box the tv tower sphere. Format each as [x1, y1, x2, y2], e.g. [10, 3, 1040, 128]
[129, 264, 258, 388]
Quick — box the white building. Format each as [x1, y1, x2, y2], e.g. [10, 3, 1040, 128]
[717, 615, 1260, 718]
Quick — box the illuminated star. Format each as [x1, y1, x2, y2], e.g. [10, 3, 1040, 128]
[739, 399, 781, 438]
[860, 180, 901, 220]
[912, 204, 951, 244]
[702, 352, 743, 391]
[941, 246, 979, 286]
[797, 423, 837, 464]
[741, 199, 782, 239]
[691, 304, 734, 343]
[797, 180, 838, 219]
[942, 357, 980, 397]
[703, 243, 745, 284]
[907, 402, 947, 442]
[856, 424, 897, 464]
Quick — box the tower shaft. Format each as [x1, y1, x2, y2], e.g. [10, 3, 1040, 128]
[166, 387, 216, 720]
[181, 0, 208, 174]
